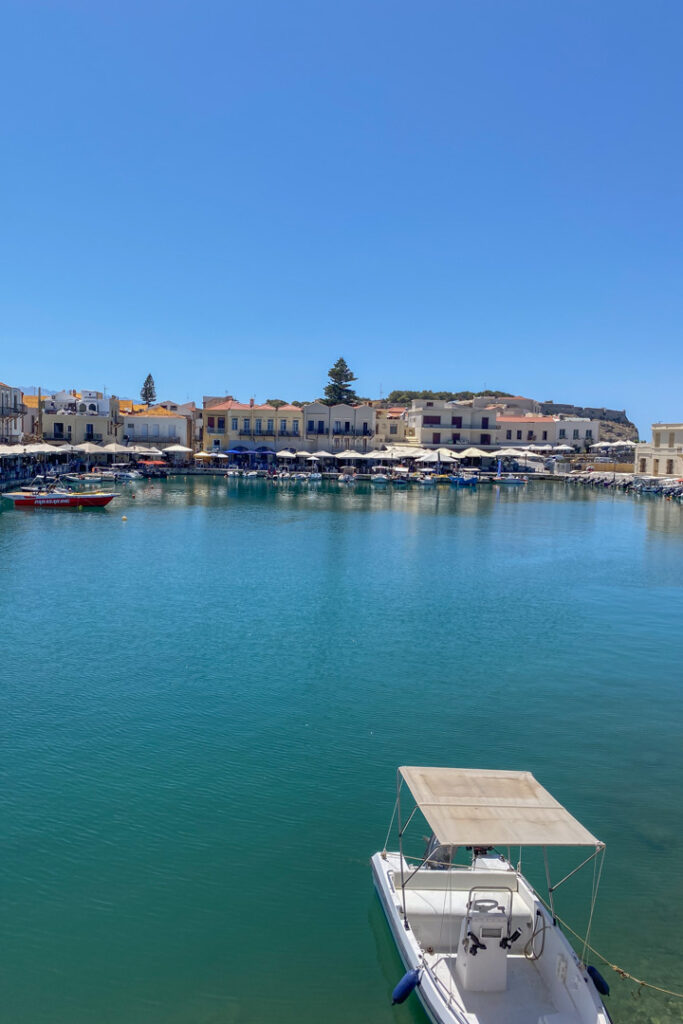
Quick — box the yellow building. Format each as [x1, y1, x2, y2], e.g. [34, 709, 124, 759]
[202, 399, 303, 451]
[635, 423, 683, 476]
[374, 406, 407, 446]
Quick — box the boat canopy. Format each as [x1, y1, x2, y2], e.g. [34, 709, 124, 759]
[399, 767, 600, 848]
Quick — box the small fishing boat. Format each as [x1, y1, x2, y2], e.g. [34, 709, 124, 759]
[494, 476, 526, 486]
[372, 766, 610, 1024]
[3, 488, 118, 508]
[449, 475, 477, 488]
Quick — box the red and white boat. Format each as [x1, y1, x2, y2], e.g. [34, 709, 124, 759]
[2, 488, 118, 508]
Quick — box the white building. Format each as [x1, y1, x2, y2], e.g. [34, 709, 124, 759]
[405, 400, 498, 449]
[302, 403, 376, 451]
[0, 380, 24, 443]
[496, 414, 599, 449]
[635, 424, 683, 477]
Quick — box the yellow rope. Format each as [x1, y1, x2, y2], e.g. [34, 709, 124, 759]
[553, 911, 683, 1000]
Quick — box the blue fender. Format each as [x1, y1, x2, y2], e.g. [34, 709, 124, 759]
[587, 965, 610, 996]
[392, 968, 421, 1004]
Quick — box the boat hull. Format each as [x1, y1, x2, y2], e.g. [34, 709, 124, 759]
[4, 491, 117, 508]
[372, 852, 610, 1024]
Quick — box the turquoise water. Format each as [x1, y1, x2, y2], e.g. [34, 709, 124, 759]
[1, 477, 682, 1024]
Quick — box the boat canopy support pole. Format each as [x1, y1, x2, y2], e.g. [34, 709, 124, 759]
[396, 770, 410, 930]
[543, 847, 554, 917]
[547, 844, 605, 897]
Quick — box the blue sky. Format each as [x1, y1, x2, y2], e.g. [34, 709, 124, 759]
[2, 0, 681, 434]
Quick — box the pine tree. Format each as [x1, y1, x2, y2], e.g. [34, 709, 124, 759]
[140, 374, 156, 406]
[323, 358, 358, 405]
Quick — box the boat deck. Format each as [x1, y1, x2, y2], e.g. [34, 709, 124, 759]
[428, 954, 560, 1024]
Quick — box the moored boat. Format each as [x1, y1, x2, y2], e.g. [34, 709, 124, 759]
[3, 489, 118, 508]
[372, 766, 610, 1024]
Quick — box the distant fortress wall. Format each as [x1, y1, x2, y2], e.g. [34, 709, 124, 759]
[540, 403, 629, 424]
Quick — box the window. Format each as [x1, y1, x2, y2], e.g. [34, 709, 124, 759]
[280, 419, 287, 432]
[86, 423, 94, 438]
[317, 420, 325, 433]
[232, 418, 238, 431]
[516, 430, 522, 440]
[344, 421, 351, 432]
[54, 422, 64, 437]
[639, 459, 646, 473]
[217, 418, 225, 430]
[334, 420, 342, 433]
[452, 416, 462, 428]
[292, 421, 299, 434]
[307, 420, 314, 432]
[424, 415, 441, 425]
[654, 432, 660, 447]
[667, 459, 674, 474]
[432, 432, 441, 444]
[254, 418, 262, 433]
[208, 416, 215, 428]
[152, 424, 159, 437]
[481, 417, 489, 429]
[362, 421, 368, 434]
[559, 428, 566, 439]
[267, 419, 274, 433]
[527, 431, 533, 441]
[506, 430, 512, 440]
[480, 434, 491, 445]
[653, 459, 660, 475]
[669, 432, 675, 448]
[542, 431, 548, 441]
[389, 425, 397, 435]
[453, 432, 460, 442]
[572, 429, 579, 439]
[426, 401, 434, 407]
[585, 429, 592, 439]
[243, 418, 250, 432]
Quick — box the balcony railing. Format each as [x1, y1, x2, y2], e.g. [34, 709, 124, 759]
[305, 428, 329, 436]
[332, 428, 375, 437]
[0, 403, 27, 417]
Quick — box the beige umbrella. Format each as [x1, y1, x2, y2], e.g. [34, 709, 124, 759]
[102, 442, 131, 454]
[335, 450, 364, 459]
[276, 450, 296, 458]
[164, 444, 193, 453]
[193, 451, 213, 459]
[312, 450, 335, 458]
[74, 442, 104, 454]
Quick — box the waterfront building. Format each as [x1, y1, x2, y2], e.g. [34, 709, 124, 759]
[121, 404, 192, 449]
[374, 406, 408, 446]
[202, 399, 303, 452]
[0, 380, 25, 443]
[405, 399, 499, 448]
[301, 402, 376, 451]
[496, 413, 600, 449]
[635, 424, 683, 476]
[40, 390, 122, 446]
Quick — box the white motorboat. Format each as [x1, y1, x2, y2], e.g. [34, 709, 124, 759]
[372, 767, 610, 1024]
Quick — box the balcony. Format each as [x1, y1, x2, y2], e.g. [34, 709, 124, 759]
[239, 429, 276, 437]
[277, 430, 300, 437]
[332, 428, 375, 437]
[206, 427, 227, 435]
[0, 402, 27, 417]
[305, 428, 329, 436]
[84, 433, 103, 442]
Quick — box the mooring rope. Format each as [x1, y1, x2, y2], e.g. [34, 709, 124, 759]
[551, 910, 683, 1000]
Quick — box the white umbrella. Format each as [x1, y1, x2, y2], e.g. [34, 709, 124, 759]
[212, 453, 229, 459]
[276, 450, 296, 458]
[311, 450, 334, 458]
[458, 447, 489, 459]
[0, 444, 22, 456]
[335, 450, 364, 459]
[307, 455, 320, 461]
[193, 452, 213, 459]
[554, 444, 574, 451]
[492, 448, 525, 458]
[163, 444, 193, 453]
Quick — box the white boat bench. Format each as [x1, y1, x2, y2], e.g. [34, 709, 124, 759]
[390, 870, 534, 954]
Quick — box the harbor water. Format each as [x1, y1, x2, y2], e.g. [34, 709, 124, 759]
[1, 477, 682, 1024]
